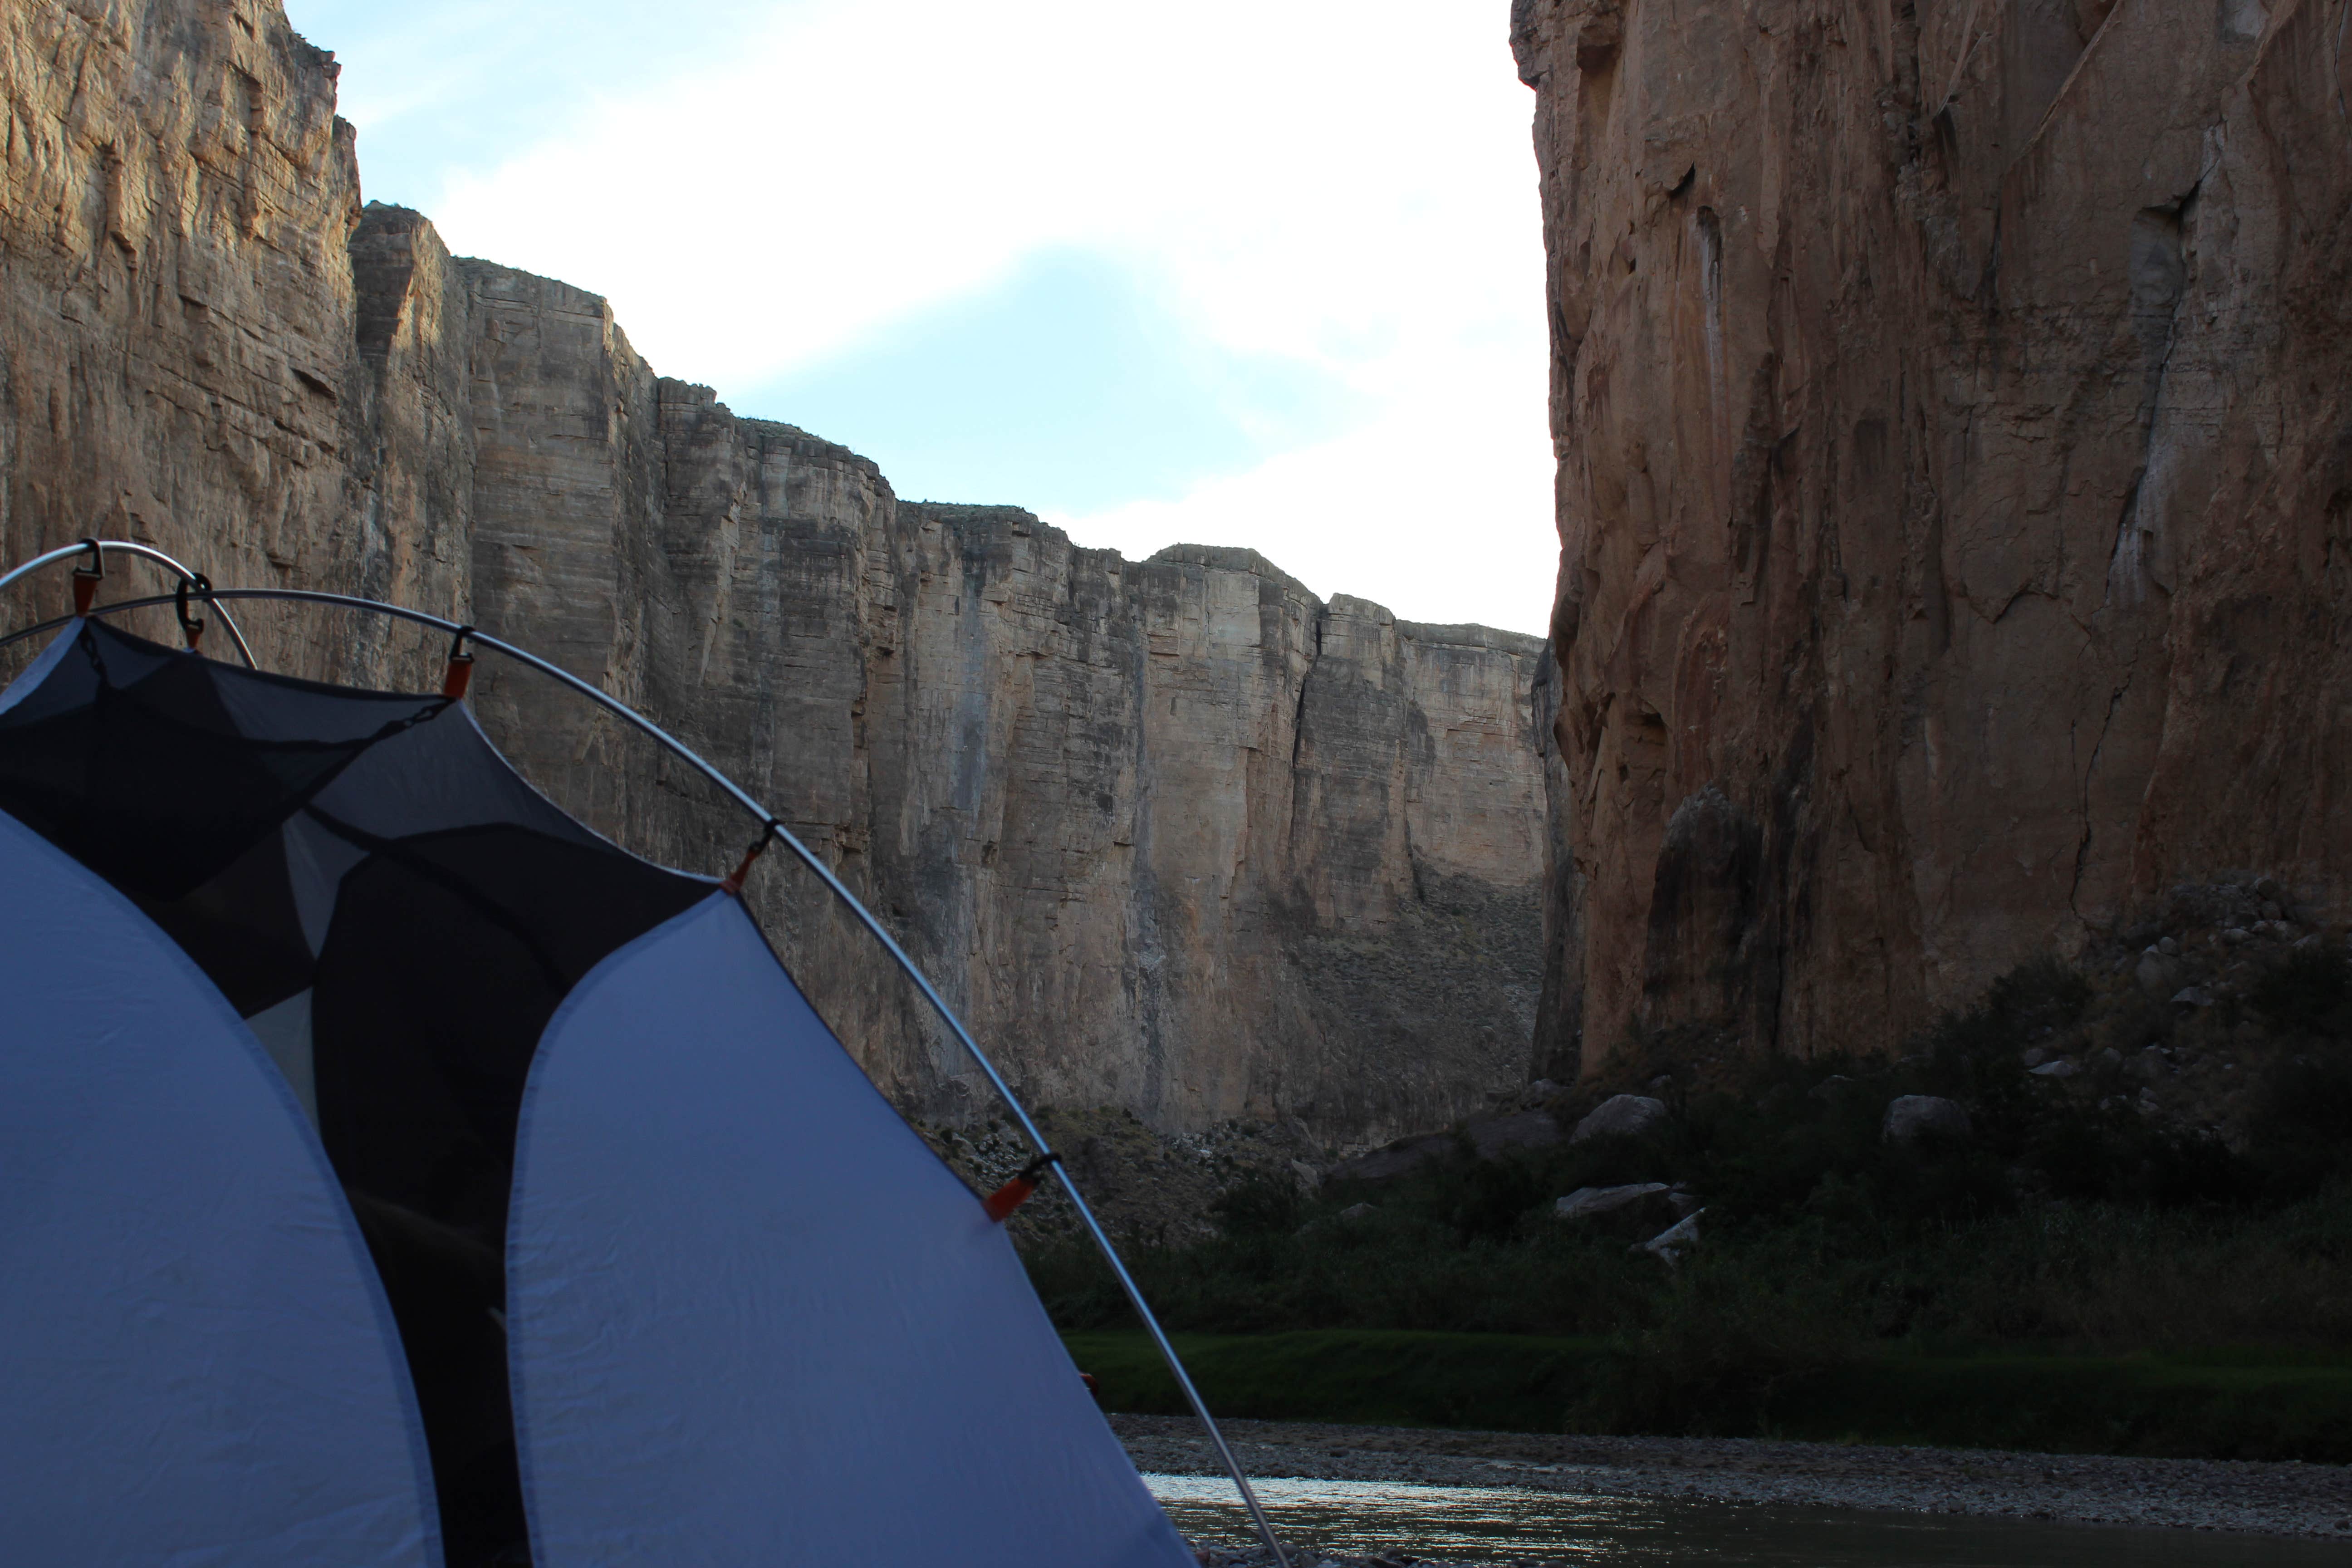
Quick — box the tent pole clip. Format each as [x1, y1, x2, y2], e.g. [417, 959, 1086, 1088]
[441, 626, 476, 701]
[70, 539, 103, 617]
[174, 572, 209, 654]
[983, 1151, 1062, 1222]
[720, 820, 779, 896]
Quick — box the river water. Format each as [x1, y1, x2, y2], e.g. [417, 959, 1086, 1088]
[1144, 1474, 2352, 1565]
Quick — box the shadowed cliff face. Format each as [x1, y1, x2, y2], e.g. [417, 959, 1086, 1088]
[0, 0, 1549, 1138]
[1513, 0, 2352, 1075]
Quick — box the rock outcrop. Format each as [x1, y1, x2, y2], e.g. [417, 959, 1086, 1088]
[0, 0, 1550, 1138]
[1514, 0, 2352, 1073]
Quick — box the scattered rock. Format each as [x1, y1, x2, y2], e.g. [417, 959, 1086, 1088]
[1883, 1094, 1972, 1144]
[2021, 1046, 2048, 1068]
[2172, 985, 2215, 1008]
[1808, 1073, 1852, 1100]
[1553, 1183, 1694, 1239]
[1338, 1202, 1377, 1224]
[2030, 1058, 2079, 1078]
[1572, 1094, 1668, 1144]
[1526, 1078, 1563, 1099]
[1637, 1210, 1703, 1265]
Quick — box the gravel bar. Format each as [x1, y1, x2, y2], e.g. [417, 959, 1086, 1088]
[1114, 1413, 2352, 1561]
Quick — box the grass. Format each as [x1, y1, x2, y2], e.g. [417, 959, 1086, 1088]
[1067, 1328, 1612, 1432]
[1065, 1328, 2352, 1462]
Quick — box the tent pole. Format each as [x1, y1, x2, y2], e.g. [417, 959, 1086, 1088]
[748, 823, 1295, 1568]
[0, 542, 255, 667]
[0, 567, 1294, 1566]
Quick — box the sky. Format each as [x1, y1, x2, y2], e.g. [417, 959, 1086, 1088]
[281, 0, 1558, 635]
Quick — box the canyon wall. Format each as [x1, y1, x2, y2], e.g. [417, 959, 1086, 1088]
[1513, 0, 2352, 1073]
[0, 0, 1548, 1137]
[0, 0, 470, 676]
[440, 246, 1548, 1131]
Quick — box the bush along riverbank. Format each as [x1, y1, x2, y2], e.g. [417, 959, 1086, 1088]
[1029, 884, 2352, 1461]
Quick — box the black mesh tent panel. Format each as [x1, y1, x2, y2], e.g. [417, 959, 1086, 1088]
[0, 623, 443, 901]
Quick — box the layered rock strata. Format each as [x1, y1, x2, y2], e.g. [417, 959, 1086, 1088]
[1513, 0, 2352, 1072]
[0, 0, 1550, 1137]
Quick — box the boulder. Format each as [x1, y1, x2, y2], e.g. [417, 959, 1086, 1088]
[1465, 1110, 1561, 1160]
[1322, 1133, 1454, 1185]
[2030, 1058, 2080, 1079]
[1338, 1202, 1377, 1224]
[1882, 1094, 1972, 1145]
[2136, 951, 2181, 995]
[1571, 1094, 1668, 1145]
[1553, 1183, 1677, 1235]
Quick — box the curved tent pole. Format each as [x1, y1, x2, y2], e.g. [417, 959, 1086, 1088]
[0, 564, 1292, 1568]
[0, 541, 256, 669]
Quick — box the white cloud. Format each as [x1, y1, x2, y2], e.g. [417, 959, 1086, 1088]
[413, 0, 1557, 633]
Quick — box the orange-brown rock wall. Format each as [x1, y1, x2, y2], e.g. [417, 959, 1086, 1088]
[1514, 0, 2352, 1073]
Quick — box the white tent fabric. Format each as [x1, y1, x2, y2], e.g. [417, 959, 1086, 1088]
[509, 894, 1193, 1568]
[0, 809, 441, 1566]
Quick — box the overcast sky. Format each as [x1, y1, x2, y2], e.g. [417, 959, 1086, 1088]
[282, 0, 1556, 635]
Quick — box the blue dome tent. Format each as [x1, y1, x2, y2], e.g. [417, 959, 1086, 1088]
[0, 540, 1287, 1568]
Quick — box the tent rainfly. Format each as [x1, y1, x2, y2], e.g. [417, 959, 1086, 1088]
[0, 542, 1284, 1568]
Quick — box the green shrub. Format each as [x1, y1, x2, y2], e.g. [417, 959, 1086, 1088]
[1025, 956, 2352, 1452]
[2252, 945, 2352, 1033]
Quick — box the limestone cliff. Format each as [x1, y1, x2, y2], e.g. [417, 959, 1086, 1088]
[441, 252, 1548, 1132]
[0, 0, 1549, 1137]
[1513, 0, 2352, 1072]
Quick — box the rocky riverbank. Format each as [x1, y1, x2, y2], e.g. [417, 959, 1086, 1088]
[1119, 1414, 2352, 1559]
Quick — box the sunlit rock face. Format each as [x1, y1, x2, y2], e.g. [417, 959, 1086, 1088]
[1512, 0, 2352, 1075]
[0, 0, 471, 679]
[448, 274, 1553, 1132]
[0, 0, 1552, 1137]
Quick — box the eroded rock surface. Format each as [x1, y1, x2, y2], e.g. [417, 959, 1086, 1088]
[1514, 0, 2352, 1072]
[0, 0, 1550, 1138]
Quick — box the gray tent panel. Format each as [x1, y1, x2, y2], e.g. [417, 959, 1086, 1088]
[509, 895, 1193, 1567]
[0, 808, 440, 1566]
